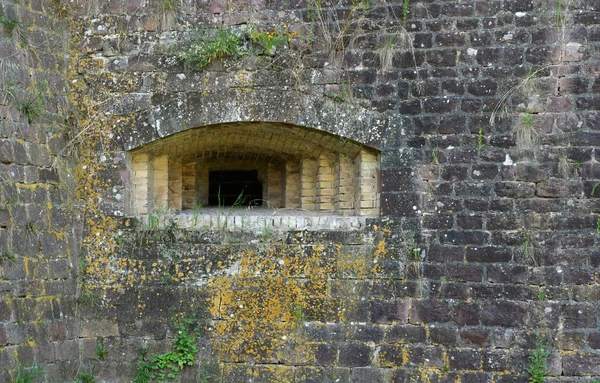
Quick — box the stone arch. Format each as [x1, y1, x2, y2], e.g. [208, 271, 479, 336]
[119, 88, 386, 153]
[128, 121, 380, 217]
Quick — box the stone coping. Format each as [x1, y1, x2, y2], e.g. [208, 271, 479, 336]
[141, 208, 373, 232]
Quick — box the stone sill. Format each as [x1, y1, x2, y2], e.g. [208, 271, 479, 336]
[141, 208, 373, 232]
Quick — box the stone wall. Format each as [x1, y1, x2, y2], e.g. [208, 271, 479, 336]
[0, 0, 80, 381]
[2, 0, 600, 381]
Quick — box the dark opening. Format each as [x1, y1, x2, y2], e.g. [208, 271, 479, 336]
[208, 170, 263, 206]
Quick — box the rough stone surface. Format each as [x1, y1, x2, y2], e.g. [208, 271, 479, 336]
[1, 0, 600, 381]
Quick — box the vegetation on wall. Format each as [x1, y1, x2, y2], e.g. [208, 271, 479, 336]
[135, 320, 198, 383]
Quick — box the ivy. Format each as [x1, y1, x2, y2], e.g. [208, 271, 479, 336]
[135, 320, 198, 383]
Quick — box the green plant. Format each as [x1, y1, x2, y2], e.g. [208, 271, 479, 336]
[537, 287, 547, 301]
[523, 231, 537, 266]
[74, 368, 96, 383]
[197, 361, 216, 383]
[96, 343, 107, 360]
[1, 250, 17, 264]
[249, 28, 288, 55]
[558, 153, 574, 178]
[9, 364, 42, 383]
[432, 145, 439, 165]
[376, 36, 397, 72]
[592, 182, 600, 197]
[527, 335, 550, 383]
[25, 220, 37, 234]
[191, 200, 202, 226]
[403, 0, 410, 23]
[12, 80, 47, 124]
[596, 217, 600, 235]
[291, 304, 306, 328]
[176, 28, 243, 70]
[514, 113, 540, 149]
[477, 127, 484, 152]
[0, 15, 18, 33]
[556, 0, 564, 24]
[134, 320, 198, 382]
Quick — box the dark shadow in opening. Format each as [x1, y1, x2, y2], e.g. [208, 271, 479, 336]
[208, 170, 263, 207]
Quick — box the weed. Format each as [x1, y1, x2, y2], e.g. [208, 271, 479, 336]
[376, 36, 397, 72]
[558, 153, 575, 178]
[527, 334, 550, 383]
[74, 369, 96, 383]
[10, 80, 47, 124]
[514, 113, 540, 149]
[25, 220, 37, 234]
[556, 0, 564, 25]
[440, 364, 449, 375]
[0, 250, 17, 264]
[260, 224, 274, 242]
[192, 200, 202, 226]
[78, 288, 100, 307]
[176, 28, 244, 70]
[9, 364, 42, 383]
[249, 28, 290, 56]
[593, 183, 600, 197]
[537, 287, 547, 301]
[477, 127, 484, 152]
[291, 304, 306, 328]
[197, 361, 216, 383]
[48, 0, 73, 18]
[0, 15, 18, 34]
[134, 320, 197, 382]
[403, 0, 410, 23]
[523, 231, 537, 266]
[596, 217, 600, 235]
[96, 343, 107, 360]
[159, 0, 177, 30]
[432, 145, 439, 165]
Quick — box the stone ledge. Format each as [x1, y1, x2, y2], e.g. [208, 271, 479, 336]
[140, 208, 373, 232]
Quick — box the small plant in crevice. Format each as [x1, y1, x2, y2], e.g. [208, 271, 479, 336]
[558, 153, 575, 178]
[376, 36, 398, 73]
[477, 127, 485, 152]
[25, 220, 37, 234]
[403, 0, 410, 23]
[96, 343, 107, 360]
[74, 366, 96, 383]
[10, 364, 42, 383]
[0, 250, 17, 264]
[291, 304, 306, 328]
[523, 231, 537, 267]
[537, 286, 547, 301]
[0, 14, 18, 34]
[134, 320, 198, 383]
[514, 112, 540, 149]
[527, 334, 550, 383]
[158, 0, 177, 30]
[432, 145, 439, 165]
[592, 182, 600, 197]
[8, 80, 47, 124]
[556, 0, 564, 25]
[48, 0, 73, 19]
[596, 217, 600, 235]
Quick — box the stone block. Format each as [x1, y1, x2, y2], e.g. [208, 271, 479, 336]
[80, 320, 119, 337]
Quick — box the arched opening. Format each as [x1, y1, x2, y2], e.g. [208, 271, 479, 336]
[128, 122, 380, 224]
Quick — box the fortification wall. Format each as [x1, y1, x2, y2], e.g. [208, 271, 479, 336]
[2, 0, 600, 381]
